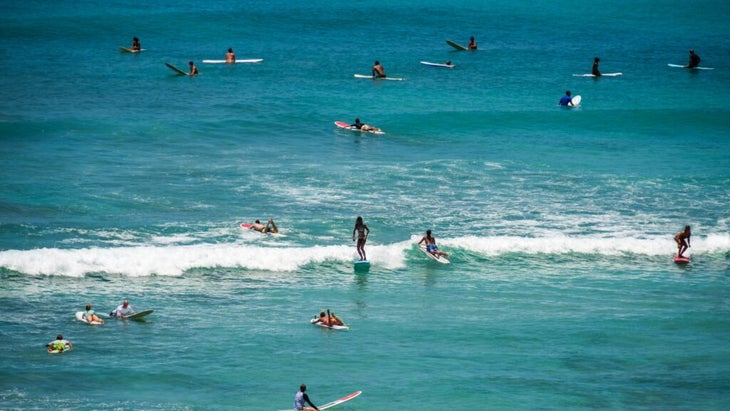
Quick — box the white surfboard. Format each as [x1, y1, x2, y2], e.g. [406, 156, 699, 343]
[76, 311, 103, 325]
[668, 63, 714, 70]
[418, 244, 451, 264]
[354, 74, 404, 81]
[420, 61, 454, 68]
[572, 72, 622, 77]
[202, 59, 263, 64]
[278, 391, 362, 411]
[566, 95, 582, 107]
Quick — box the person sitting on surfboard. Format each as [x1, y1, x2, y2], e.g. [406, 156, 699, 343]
[352, 216, 370, 261]
[83, 304, 104, 324]
[110, 299, 136, 318]
[351, 118, 381, 133]
[592, 57, 602, 76]
[188, 61, 199, 76]
[372, 61, 386, 78]
[249, 218, 278, 233]
[47, 334, 73, 352]
[674, 225, 691, 258]
[131, 37, 141, 52]
[559, 90, 575, 106]
[418, 229, 450, 259]
[294, 384, 319, 411]
[467, 36, 477, 50]
[687, 49, 701, 68]
[225, 48, 236, 63]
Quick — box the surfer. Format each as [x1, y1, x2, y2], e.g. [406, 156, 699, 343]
[352, 216, 370, 261]
[314, 310, 344, 326]
[130, 37, 141, 52]
[559, 90, 575, 106]
[418, 229, 450, 259]
[592, 57, 602, 76]
[687, 49, 701, 68]
[47, 334, 73, 352]
[188, 61, 199, 76]
[225, 48, 236, 63]
[294, 384, 319, 411]
[351, 118, 381, 132]
[82, 304, 104, 324]
[372, 61, 386, 78]
[110, 299, 136, 318]
[674, 225, 691, 258]
[467, 36, 477, 50]
[249, 219, 278, 233]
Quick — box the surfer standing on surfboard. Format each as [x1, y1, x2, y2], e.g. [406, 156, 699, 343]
[372, 61, 386, 78]
[674, 225, 691, 258]
[418, 230, 450, 259]
[294, 384, 319, 411]
[352, 216, 370, 261]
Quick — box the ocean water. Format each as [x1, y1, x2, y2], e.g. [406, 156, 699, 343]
[1, 0, 729, 410]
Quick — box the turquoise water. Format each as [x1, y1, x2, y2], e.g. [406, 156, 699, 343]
[1, 1, 729, 410]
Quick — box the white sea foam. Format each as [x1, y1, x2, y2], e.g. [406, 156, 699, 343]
[1, 233, 726, 277]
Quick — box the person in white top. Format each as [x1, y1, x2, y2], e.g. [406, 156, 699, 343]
[111, 300, 136, 318]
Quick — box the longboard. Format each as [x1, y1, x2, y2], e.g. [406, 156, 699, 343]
[354, 260, 370, 271]
[75, 311, 103, 325]
[202, 59, 263, 64]
[418, 243, 451, 264]
[165, 62, 190, 76]
[420, 61, 454, 68]
[310, 317, 349, 330]
[334, 121, 384, 135]
[572, 73, 622, 77]
[354, 74, 404, 81]
[668, 63, 714, 70]
[126, 309, 154, 320]
[673, 256, 690, 264]
[446, 40, 468, 51]
[278, 391, 361, 411]
[120, 46, 144, 53]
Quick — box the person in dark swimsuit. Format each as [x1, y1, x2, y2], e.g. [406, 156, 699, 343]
[352, 216, 370, 261]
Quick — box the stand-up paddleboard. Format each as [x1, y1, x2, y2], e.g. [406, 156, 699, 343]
[572, 73, 622, 77]
[202, 59, 263, 64]
[334, 121, 385, 135]
[120, 46, 144, 53]
[310, 317, 349, 330]
[354, 74, 404, 81]
[418, 243, 451, 264]
[446, 40, 468, 51]
[673, 256, 690, 264]
[165, 62, 190, 76]
[668, 63, 714, 70]
[354, 260, 370, 272]
[75, 311, 103, 325]
[420, 61, 454, 68]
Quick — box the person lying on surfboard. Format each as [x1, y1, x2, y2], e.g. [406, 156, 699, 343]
[249, 218, 278, 233]
[47, 334, 73, 352]
[351, 118, 381, 133]
[674, 225, 691, 258]
[82, 304, 104, 324]
[372, 60, 386, 78]
[467, 36, 477, 50]
[418, 230, 450, 259]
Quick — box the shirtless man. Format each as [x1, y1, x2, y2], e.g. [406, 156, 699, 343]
[418, 229, 450, 259]
[225, 48, 236, 63]
[372, 61, 386, 78]
[674, 225, 691, 258]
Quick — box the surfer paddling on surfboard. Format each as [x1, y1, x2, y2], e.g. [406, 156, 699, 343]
[294, 384, 319, 411]
[82, 304, 104, 324]
[674, 225, 691, 258]
[351, 118, 381, 133]
[418, 230, 450, 259]
[248, 218, 278, 233]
